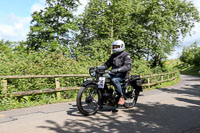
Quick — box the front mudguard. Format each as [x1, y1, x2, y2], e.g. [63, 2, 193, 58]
[82, 80, 98, 87]
[81, 80, 103, 108]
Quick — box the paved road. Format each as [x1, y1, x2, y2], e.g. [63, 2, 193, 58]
[0, 75, 200, 133]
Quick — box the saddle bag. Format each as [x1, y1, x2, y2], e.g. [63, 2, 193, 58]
[129, 75, 144, 92]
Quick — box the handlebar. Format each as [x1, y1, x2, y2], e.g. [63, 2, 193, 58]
[105, 70, 110, 73]
[105, 70, 116, 75]
[89, 67, 115, 76]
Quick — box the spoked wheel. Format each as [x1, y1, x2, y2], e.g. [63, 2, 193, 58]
[76, 84, 101, 116]
[124, 84, 139, 108]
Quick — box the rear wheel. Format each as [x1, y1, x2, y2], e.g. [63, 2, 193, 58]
[76, 84, 101, 116]
[124, 84, 139, 108]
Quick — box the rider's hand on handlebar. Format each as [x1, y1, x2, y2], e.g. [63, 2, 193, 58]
[111, 69, 118, 73]
[97, 66, 106, 70]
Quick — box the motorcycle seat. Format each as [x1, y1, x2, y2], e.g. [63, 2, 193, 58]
[121, 78, 129, 83]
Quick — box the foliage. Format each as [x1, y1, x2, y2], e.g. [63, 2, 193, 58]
[0, 51, 86, 93]
[131, 59, 153, 75]
[0, 94, 76, 111]
[179, 42, 200, 76]
[0, 40, 13, 56]
[177, 63, 200, 76]
[180, 41, 200, 66]
[74, 39, 112, 64]
[163, 59, 180, 71]
[26, 0, 79, 52]
[0, 50, 176, 94]
[0, 48, 180, 111]
[76, 0, 199, 67]
[25, 0, 200, 66]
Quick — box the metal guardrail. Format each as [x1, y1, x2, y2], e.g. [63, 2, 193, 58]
[0, 71, 179, 98]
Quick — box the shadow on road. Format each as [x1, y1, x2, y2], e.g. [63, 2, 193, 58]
[160, 80, 200, 105]
[37, 75, 200, 133]
[37, 102, 200, 133]
[66, 104, 119, 117]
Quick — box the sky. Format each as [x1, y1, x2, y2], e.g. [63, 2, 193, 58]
[0, 0, 199, 59]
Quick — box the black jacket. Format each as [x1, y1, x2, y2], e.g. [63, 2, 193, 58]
[104, 51, 132, 78]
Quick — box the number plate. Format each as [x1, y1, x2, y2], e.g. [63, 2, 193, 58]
[98, 77, 106, 88]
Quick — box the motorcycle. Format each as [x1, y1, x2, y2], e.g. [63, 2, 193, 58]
[76, 67, 143, 116]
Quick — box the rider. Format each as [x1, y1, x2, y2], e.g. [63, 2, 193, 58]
[102, 40, 132, 105]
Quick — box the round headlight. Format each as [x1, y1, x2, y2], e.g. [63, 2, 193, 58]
[90, 72, 96, 77]
[89, 68, 96, 77]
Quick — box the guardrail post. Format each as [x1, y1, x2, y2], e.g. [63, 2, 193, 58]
[170, 73, 172, 80]
[1, 80, 7, 96]
[175, 72, 177, 80]
[55, 78, 61, 99]
[147, 78, 150, 89]
[161, 75, 163, 85]
[173, 72, 176, 80]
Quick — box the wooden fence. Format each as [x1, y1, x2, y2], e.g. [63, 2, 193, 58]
[0, 71, 179, 98]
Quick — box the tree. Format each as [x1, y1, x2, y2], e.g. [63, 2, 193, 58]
[77, 0, 200, 66]
[0, 40, 12, 56]
[27, 0, 79, 52]
[180, 41, 200, 66]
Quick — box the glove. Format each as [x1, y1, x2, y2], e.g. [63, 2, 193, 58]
[97, 66, 106, 70]
[111, 69, 118, 73]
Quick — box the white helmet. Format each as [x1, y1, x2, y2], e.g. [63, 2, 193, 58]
[112, 40, 125, 53]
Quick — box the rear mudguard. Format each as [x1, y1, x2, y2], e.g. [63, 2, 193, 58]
[130, 75, 144, 92]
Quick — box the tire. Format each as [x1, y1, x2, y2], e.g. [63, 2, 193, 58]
[76, 84, 101, 116]
[124, 84, 139, 108]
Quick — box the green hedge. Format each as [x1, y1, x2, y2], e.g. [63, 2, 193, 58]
[0, 51, 178, 111]
[0, 51, 178, 93]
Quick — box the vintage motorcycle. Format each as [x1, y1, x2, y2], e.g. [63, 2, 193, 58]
[76, 67, 143, 116]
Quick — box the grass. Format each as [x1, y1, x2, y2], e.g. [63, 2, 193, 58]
[164, 59, 200, 76]
[0, 96, 76, 111]
[177, 63, 200, 76]
[143, 76, 181, 91]
[0, 91, 78, 111]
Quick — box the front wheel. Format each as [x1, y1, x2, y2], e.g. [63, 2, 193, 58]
[76, 84, 101, 116]
[124, 84, 139, 108]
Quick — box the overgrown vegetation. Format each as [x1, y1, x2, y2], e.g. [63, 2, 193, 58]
[178, 64, 200, 76]
[180, 41, 200, 67]
[0, 42, 179, 111]
[178, 42, 200, 76]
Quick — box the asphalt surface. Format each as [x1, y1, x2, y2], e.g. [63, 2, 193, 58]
[0, 75, 200, 133]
